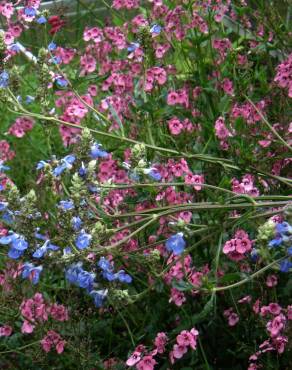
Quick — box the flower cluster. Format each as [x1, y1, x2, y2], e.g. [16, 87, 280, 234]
[223, 229, 253, 261]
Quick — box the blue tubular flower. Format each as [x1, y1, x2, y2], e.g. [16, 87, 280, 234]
[0, 71, 9, 88]
[55, 77, 68, 88]
[75, 230, 92, 250]
[288, 246, 292, 256]
[78, 162, 87, 178]
[165, 232, 186, 255]
[8, 248, 24, 259]
[102, 270, 116, 282]
[53, 154, 76, 177]
[11, 237, 28, 251]
[90, 143, 108, 159]
[65, 263, 95, 291]
[0, 202, 8, 212]
[268, 237, 283, 248]
[76, 270, 95, 291]
[279, 259, 292, 273]
[65, 263, 82, 284]
[71, 216, 82, 231]
[146, 168, 162, 181]
[22, 263, 43, 284]
[127, 42, 140, 52]
[25, 95, 35, 104]
[98, 257, 112, 271]
[37, 16, 47, 24]
[58, 200, 74, 211]
[48, 42, 57, 51]
[33, 240, 59, 259]
[36, 160, 47, 170]
[90, 289, 108, 307]
[0, 233, 16, 245]
[150, 24, 162, 34]
[24, 7, 36, 16]
[116, 270, 132, 284]
[276, 222, 292, 235]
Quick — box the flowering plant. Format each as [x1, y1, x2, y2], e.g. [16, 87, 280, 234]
[0, 0, 291, 369]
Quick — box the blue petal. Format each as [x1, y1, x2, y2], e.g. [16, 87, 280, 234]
[75, 231, 92, 250]
[63, 155, 76, 165]
[165, 233, 186, 255]
[11, 238, 28, 251]
[8, 248, 24, 259]
[279, 259, 292, 273]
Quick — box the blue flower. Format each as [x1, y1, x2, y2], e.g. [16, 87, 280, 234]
[77, 270, 95, 291]
[276, 222, 292, 235]
[115, 270, 132, 284]
[66, 263, 82, 284]
[53, 154, 76, 177]
[37, 16, 47, 24]
[9, 44, 20, 52]
[22, 263, 43, 284]
[90, 143, 108, 159]
[0, 232, 28, 259]
[32, 240, 59, 259]
[56, 77, 68, 88]
[71, 216, 82, 231]
[127, 42, 140, 52]
[0, 71, 9, 88]
[279, 259, 292, 273]
[90, 289, 108, 307]
[24, 7, 36, 16]
[11, 237, 28, 251]
[75, 230, 92, 250]
[8, 248, 24, 259]
[150, 24, 162, 34]
[0, 202, 8, 212]
[25, 95, 35, 104]
[268, 237, 283, 248]
[102, 270, 116, 281]
[0, 162, 9, 172]
[36, 160, 47, 170]
[49, 56, 62, 65]
[63, 246, 72, 255]
[58, 200, 74, 211]
[48, 42, 57, 51]
[78, 162, 87, 178]
[1, 211, 14, 224]
[165, 233, 186, 255]
[147, 168, 162, 181]
[65, 263, 95, 291]
[287, 246, 292, 256]
[98, 257, 113, 271]
[250, 248, 259, 262]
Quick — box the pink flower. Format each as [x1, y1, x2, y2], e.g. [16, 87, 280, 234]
[222, 78, 234, 96]
[136, 355, 157, 370]
[49, 303, 69, 322]
[172, 344, 187, 359]
[266, 274, 278, 287]
[41, 330, 66, 354]
[0, 325, 12, 337]
[228, 313, 239, 326]
[168, 117, 184, 135]
[215, 116, 232, 140]
[126, 351, 142, 366]
[266, 314, 286, 337]
[154, 332, 168, 354]
[0, 2, 14, 19]
[21, 320, 35, 334]
[169, 288, 186, 306]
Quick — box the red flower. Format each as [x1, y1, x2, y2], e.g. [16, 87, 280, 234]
[48, 16, 66, 35]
